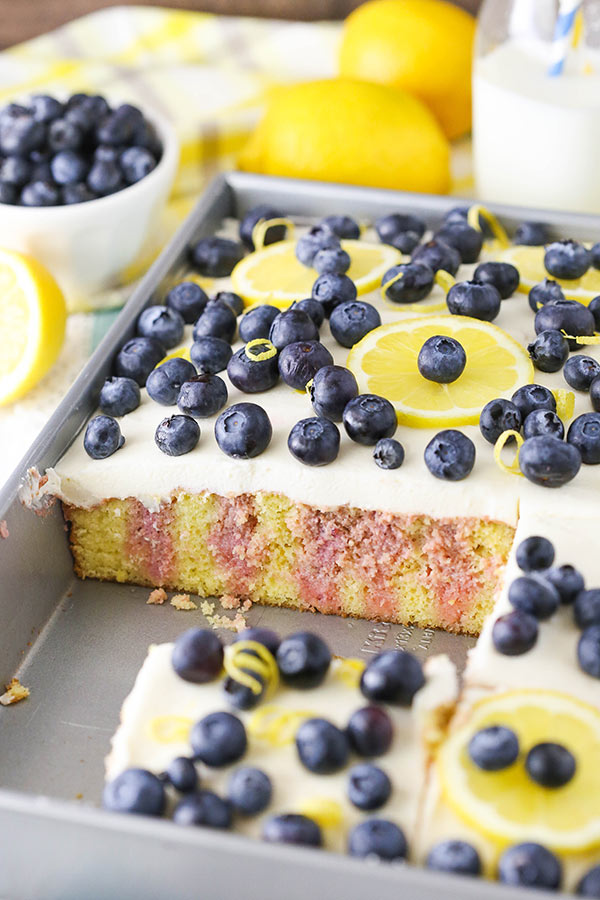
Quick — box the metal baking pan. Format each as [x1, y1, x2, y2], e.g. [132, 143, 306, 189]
[2, 172, 599, 900]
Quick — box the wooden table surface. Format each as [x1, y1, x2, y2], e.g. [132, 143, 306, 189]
[2, 0, 481, 50]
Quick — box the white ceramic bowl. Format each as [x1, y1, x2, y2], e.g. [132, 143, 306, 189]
[0, 107, 179, 312]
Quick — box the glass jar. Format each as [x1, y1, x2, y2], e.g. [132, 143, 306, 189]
[473, 0, 600, 214]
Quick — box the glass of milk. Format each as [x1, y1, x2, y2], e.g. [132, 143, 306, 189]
[473, 0, 600, 214]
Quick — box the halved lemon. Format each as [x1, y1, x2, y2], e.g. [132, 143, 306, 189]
[346, 315, 533, 428]
[0, 248, 66, 406]
[231, 239, 402, 309]
[500, 245, 600, 304]
[438, 689, 600, 852]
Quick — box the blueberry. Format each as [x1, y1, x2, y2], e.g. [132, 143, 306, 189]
[418, 335, 466, 383]
[228, 767, 272, 815]
[296, 224, 339, 267]
[83, 415, 124, 459]
[214, 402, 272, 458]
[311, 272, 357, 317]
[320, 214, 360, 240]
[0, 112, 44, 155]
[412, 239, 461, 276]
[146, 357, 197, 405]
[426, 841, 482, 876]
[190, 336, 232, 375]
[591, 297, 600, 330]
[545, 240, 590, 279]
[563, 356, 600, 391]
[288, 416, 340, 466]
[492, 610, 538, 655]
[592, 376, 600, 412]
[19, 180, 60, 207]
[526, 742, 577, 788]
[310, 365, 358, 421]
[348, 764, 391, 810]
[0, 155, 31, 187]
[473, 261, 520, 299]
[178, 374, 228, 418]
[348, 819, 408, 861]
[444, 206, 492, 236]
[329, 301, 381, 348]
[520, 435, 582, 486]
[227, 342, 279, 392]
[269, 307, 318, 350]
[343, 394, 397, 445]
[511, 384, 556, 420]
[133, 119, 162, 157]
[233, 626, 281, 655]
[514, 221, 551, 246]
[479, 398, 522, 444]
[239, 204, 286, 250]
[529, 279, 565, 313]
[577, 865, 600, 897]
[434, 222, 483, 264]
[523, 409, 565, 440]
[294, 297, 325, 328]
[360, 650, 424, 706]
[424, 429, 475, 481]
[222, 673, 265, 711]
[567, 413, 600, 464]
[238, 304, 280, 342]
[498, 843, 562, 890]
[0, 183, 16, 204]
[373, 437, 405, 470]
[347, 706, 393, 757]
[30, 94, 64, 123]
[164, 757, 198, 793]
[114, 336, 165, 386]
[99, 376, 140, 417]
[166, 281, 208, 324]
[262, 814, 322, 847]
[97, 105, 142, 145]
[278, 340, 333, 390]
[468, 725, 519, 770]
[193, 300, 237, 344]
[214, 290, 244, 317]
[313, 246, 351, 276]
[62, 182, 95, 204]
[189, 237, 244, 278]
[295, 718, 349, 774]
[446, 281, 501, 321]
[191, 711, 247, 767]
[535, 300, 595, 349]
[574, 590, 600, 629]
[578, 625, 600, 678]
[516, 536, 555, 573]
[88, 159, 125, 196]
[50, 149, 88, 185]
[545, 565, 585, 605]
[383, 230, 421, 254]
[103, 768, 165, 816]
[173, 791, 232, 828]
[277, 632, 331, 688]
[120, 146, 157, 184]
[154, 415, 200, 455]
[94, 145, 121, 163]
[527, 330, 569, 374]
[375, 212, 426, 244]
[137, 305, 184, 349]
[66, 95, 110, 132]
[508, 575, 560, 620]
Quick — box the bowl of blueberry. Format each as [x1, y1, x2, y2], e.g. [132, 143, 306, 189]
[0, 92, 179, 309]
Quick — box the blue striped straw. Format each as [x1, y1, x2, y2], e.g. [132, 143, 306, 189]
[548, 0, 582, 76]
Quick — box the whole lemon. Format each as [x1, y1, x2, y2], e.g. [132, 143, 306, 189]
[238, 78, 449, 194]
[339, 0, 475, 140]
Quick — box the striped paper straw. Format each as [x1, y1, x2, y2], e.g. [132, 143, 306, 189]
[548, 0, 583, 76]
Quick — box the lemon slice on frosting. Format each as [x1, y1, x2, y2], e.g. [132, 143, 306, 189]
[346, 315, 533, 428]
[438, 689, 600, 852]
[231, 239, 402, 309]
[500, 245, 600, 304]
[0, 248, 66, 406]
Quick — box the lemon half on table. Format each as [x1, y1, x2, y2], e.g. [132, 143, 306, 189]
[0, 248, 66, 406]
[231, 239, 402, 309]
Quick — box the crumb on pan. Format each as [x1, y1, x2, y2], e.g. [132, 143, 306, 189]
[147, 587, 167, 605]
[170, 593, 198, 611]
[0, 520, 8, 539]
[220, 594, 241, 610]
[199, 599, 249, 632]
[19, 468, 57, 516]
[0, 678, 30, 706]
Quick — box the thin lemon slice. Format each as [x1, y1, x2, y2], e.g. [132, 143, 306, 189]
[346, 315, 533, 428]
[0, 248, 66, 406]
[500, 245, 600, 304]
[231, 239, 402, 309]
[438, 689, 600, 852]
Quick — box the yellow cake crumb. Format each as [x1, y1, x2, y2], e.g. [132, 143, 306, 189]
[220, 594, 241, 609]
[170, 593, 198, 611]
[0, 520, 8, 539]
[147, 588, 167, 605]
[0, 678, 30, 706]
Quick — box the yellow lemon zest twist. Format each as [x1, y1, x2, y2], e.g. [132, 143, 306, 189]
[298, 797, 343, 829]
[251, 217, 294, 252]
[223, 640, 279, 698]
[247, 705, 316, 746]
[494, 430, 524, 477]
[467, 204, 510, 249]
[148, 715, 193, 744]
[245, 338, 277, 362]
[553, 388, 576, 421]
[334, 658, 366, 689]
[434, 269, 456, 294]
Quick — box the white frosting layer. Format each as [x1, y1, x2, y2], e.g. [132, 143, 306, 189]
[106, 646, 458, 853]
